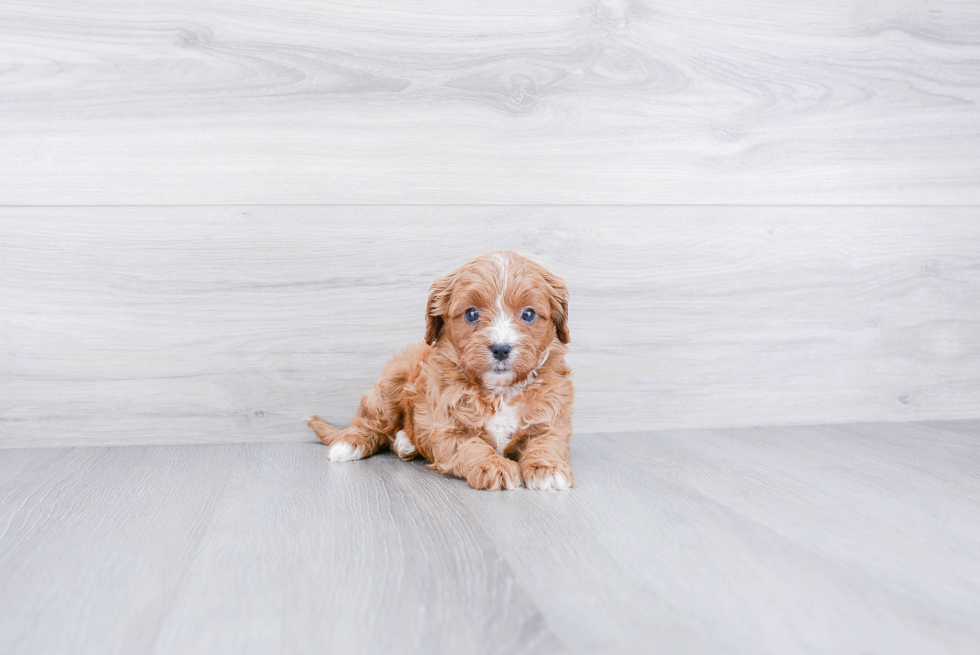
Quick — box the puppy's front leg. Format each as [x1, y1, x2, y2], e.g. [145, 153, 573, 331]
[518, 429, 575, 491]
[427, 428, 522, 491]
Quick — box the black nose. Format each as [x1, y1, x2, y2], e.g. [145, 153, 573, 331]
[490, 343, 512, 361]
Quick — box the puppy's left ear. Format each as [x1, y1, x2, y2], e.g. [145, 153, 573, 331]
[425, 275, 452, 345]
[543, 270, 570, 344]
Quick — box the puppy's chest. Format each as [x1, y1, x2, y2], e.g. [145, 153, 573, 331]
[483, 397, 522, 455]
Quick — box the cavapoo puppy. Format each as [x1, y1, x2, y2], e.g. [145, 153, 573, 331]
[308, 251, 574, 491]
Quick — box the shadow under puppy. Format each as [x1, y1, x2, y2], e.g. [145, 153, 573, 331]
[308, 251, 574, 491]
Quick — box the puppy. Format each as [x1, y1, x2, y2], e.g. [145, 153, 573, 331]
[308, 251, 574, 491]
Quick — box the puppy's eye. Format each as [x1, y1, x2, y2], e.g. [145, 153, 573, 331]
[464, 307, 480, 324]
[520, 308, 536, 324]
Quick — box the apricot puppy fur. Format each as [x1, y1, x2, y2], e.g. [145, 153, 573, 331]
[308, 251, 574, 491]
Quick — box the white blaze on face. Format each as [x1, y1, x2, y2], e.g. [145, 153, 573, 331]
[488, 312, 520, 347]
[489, 252, 521, 350]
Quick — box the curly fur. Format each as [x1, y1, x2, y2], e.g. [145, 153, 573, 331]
[308, 251, 575, 491]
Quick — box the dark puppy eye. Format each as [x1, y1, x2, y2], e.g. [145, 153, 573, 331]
[464, 307, 480, 324]
[520, 308, 536, 323]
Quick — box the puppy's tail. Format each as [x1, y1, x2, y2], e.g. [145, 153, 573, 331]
[307, 415, 340, 445]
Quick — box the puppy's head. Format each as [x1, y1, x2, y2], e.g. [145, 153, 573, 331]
[426, 251, 569, 387]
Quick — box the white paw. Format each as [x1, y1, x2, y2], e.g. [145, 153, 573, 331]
[526, 471, 572, 491]
[393, 430, 417, 458]
[328, 441, 363, 462]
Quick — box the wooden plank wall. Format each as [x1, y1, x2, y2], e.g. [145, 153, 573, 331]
[2, 0, 979, 204]
[1, 208, 978, 446]
[1, 1, 979, 445]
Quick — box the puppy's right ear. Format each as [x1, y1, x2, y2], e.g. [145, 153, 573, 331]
[425, 275, 452, 345]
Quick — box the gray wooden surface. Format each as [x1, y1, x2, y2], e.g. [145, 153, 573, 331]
[1, 207, 978, 446]
[0, 420, 978, 654]
[2, 0, 979, 445]
[1, 0, 979, 204]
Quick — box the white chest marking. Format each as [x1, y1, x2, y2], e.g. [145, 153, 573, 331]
[485, 400, 520, 455]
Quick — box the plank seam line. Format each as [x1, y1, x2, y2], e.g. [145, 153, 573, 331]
[2, 204, 980, 209]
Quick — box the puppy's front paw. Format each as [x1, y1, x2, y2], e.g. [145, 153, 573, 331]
[466, 456, 523, 491]
[522, 462, 574, 491]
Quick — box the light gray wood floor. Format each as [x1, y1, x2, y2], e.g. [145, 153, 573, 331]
[1, 420, 978, 655]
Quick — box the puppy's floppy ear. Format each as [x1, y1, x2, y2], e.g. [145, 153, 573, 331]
[542, 270, 570, 344]
[425, 275, 452, 345]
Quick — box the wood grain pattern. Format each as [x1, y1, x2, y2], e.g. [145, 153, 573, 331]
[151, 444, 563, 655]
[0, 445, 238, 654]
[461, 422, 980, 654]
[1, 206, 978, 446]
[1, 0, 978, 204]
[1, 421, 978, 654]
